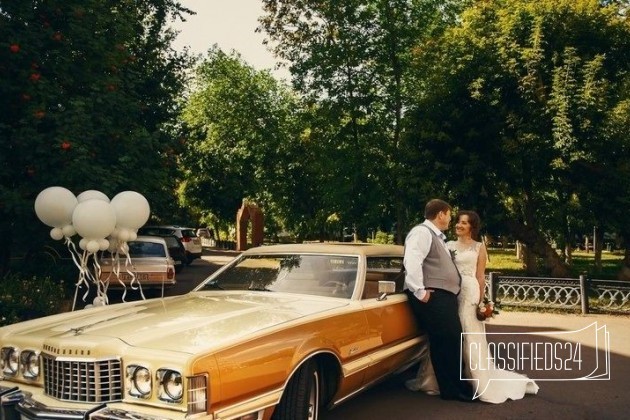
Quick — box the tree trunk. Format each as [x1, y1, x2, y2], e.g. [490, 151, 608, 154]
[396, 201, 405, 245]
[594, 226, 603, 274]
[522, 244, 539, 276]
[507, 220, 571, 277]
[618, 245, 630, 281]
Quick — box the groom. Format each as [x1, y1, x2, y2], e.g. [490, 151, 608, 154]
[403, 199, 474, 402]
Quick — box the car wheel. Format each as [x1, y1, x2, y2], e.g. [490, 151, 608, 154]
[272, 359, 320, 420]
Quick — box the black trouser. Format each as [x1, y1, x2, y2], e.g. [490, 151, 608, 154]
[405, 289, 471, 398]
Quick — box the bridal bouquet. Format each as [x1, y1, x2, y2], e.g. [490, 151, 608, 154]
[476, 300, 498, 321]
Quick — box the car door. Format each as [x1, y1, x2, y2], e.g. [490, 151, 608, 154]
[357, 257, 424, 387]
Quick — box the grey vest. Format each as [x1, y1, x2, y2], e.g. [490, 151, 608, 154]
[420, 225, 461, 294]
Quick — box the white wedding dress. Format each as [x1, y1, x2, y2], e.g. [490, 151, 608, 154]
[406, 240, 539, 403]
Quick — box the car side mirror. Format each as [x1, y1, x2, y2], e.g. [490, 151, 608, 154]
[377, 281, 396, 301]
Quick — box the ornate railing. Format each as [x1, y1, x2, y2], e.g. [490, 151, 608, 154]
[486, 273, 630, 314]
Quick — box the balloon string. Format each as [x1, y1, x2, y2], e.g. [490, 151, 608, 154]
[92, 256, 108, 305]
[125, 251, 146, 300]
[67, 239, 92, 311]
[66, 238, 85, 311]
[114, 249, 129, 302]
[80, 251, 91, 303]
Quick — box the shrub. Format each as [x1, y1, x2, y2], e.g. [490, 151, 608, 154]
[368, 231, 395, 244]
[0, 273, 68, 327]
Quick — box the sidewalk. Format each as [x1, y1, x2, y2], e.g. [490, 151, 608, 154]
[489, 310, 630, 357]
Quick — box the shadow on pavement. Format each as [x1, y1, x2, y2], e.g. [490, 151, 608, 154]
[322, 321, 629, 419]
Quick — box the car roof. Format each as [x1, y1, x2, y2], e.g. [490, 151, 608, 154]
[142, 225, 195, 230]
[134, 235, 168, 245]
[242, 243, 403, 257]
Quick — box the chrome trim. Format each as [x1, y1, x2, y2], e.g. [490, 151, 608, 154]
[15, 393, 93, 420]
[1, 387, 24, 420]
[213, 387, 281, 419]
[0, 384, 23, 405]
[89, 407, 176, 420]
[341, 336, 424, 377]
[333, 338, 427, 407]
[42, 354, 123, 403]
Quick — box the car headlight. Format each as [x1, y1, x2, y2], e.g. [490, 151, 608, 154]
[20, 350, 40, 379]
[157, 369, 183, 401]
[1, 347, 19, 377]
[126, 365, 152, 398]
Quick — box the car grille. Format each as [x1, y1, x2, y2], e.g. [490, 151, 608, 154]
[42, 354, 123, 402]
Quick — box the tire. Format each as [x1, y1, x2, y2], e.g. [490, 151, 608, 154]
[272, 359, 320, 420]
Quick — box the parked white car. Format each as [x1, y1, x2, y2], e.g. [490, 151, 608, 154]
[138, 225, 203, 264]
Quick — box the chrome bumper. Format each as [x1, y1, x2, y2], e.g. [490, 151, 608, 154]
[0, 385, 176, 420]
[1, 385, 23, 420]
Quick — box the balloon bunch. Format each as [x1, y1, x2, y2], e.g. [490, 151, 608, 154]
[34, 186, 150, 310]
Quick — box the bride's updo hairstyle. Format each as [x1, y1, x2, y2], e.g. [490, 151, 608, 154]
[457, 210, 481, 241]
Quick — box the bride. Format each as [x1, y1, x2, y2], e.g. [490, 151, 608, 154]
[406, 210, 539, 403]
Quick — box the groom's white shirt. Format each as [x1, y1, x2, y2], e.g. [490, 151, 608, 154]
[403, 219, 450, 300]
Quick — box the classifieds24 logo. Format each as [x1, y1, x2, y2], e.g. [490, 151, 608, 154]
[462, 322, 610, 399]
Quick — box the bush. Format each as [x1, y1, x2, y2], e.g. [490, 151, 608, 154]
[0, 273, 68, 327]
[367, 231, 395, 244]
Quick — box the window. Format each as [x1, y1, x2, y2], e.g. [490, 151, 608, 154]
[200, 254, 358, 298]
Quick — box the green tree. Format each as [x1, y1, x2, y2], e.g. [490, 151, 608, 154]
[180, 47, 303, 237]
[407, 0, 630, 276]
[0, 0, 193, 274]
[260, 0, 463, 241]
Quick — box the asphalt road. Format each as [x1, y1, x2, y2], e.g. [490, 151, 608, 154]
[105, 250, 630, 420]
[321, 314, 630, 420]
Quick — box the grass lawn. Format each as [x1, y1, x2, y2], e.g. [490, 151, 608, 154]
[486, 248, 624, 279]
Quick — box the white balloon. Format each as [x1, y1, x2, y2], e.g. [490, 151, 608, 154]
[86, 240, 100, 253]
[110, 191, 150, 230]
[34, 186, 77, 228]
[93, 296, 106, 306]
[72, 199, 117, 240]
[77, 190, 110, 203]
[98, 238, 110, 251]
[79, 238, 88, 250]
[50, 227, 64, 241]
[128, 231, 137, 241]
[62, 224, 76, 238]
[117, 228, 130, 242]
[110, 227, 120, 239]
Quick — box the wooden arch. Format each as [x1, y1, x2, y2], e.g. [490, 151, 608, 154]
[236, 201, 264, 251]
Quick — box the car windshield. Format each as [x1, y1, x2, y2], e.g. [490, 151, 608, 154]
[181, 229, 196, 238]
[199, 254, 359, 298]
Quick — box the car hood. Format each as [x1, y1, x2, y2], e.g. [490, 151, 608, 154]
[1, 293, 348, 355]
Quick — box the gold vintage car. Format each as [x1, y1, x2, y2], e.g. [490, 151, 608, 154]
[0, 243, 425, 420]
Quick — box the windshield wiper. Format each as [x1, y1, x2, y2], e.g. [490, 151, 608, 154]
[248, 286, 272, 292]
[205, 281, 224, 290]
